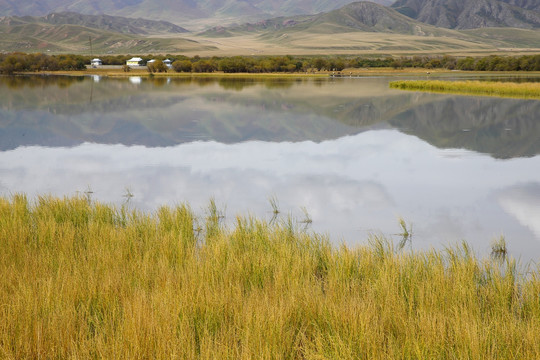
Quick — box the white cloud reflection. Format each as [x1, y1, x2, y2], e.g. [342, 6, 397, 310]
[497, 184, 540, 239]
[1, 130, 540, 259]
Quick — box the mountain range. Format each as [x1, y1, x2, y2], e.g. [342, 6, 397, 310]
[0, 12, 214, 53]
[391, 0, 540, 29]
[0, 0, 539, 54]
[1, 0, 539, 30]
[198, 1, 540, 54]
[0, 0, 392, 28]
[203, 2, 464, 36]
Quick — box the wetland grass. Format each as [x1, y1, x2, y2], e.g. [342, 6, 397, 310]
[1, 194, 540, 359]
[389, 80, 540, 99]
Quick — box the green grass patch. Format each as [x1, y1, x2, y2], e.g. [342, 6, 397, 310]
[1, 194, 539, 358]
[390, 80, 540, 99]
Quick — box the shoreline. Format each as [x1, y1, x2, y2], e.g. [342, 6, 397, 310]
[9, 68, 540, 78]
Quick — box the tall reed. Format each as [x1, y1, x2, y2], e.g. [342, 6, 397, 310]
[390, 80, 540, 99]
[0, 194, 539, 359]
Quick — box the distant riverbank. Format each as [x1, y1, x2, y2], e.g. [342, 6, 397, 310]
[11, 68, 540, 79]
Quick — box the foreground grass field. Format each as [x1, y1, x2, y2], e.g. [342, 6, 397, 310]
[1, 195, 539, 359]
[390, 80, 540, 99]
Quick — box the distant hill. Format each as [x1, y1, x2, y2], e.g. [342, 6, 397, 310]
[202, 2, 475, 37]
[0, 0, 392, 28]
[0, 13, 214, 53]
[391, 0, 540, 29]
[0, 12, 189, 35]
[196, 1, 540, 56]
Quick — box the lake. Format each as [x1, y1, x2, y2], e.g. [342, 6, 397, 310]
[1, 74, 539, 260]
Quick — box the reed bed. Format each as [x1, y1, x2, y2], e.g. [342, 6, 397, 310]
[1, 194, 539, 359]
[389, 80, 540, 99]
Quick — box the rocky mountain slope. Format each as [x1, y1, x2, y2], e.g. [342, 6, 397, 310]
[203, 2, 457, 36]
[391, 0, 540, 29]
[501, 0, 540, 11]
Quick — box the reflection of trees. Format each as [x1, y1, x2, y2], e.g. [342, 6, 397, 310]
[192, 77, 215, 87]
[0, 76, 178, 114]
[170, 77, 193, 86]
[0, 75, 83, 89]
[150, 77, 168, 87]
[217, 77, 296, 91]
[218, 78, 257, 91]
[263, 79, 297, 90]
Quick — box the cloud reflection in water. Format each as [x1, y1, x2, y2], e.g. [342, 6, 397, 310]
[1, 130, 539, 259]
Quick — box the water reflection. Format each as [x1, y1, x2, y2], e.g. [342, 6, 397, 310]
[390, 96, 540, 159]
[0, 75, 84, 89]
[1, 75, 539, 259]
[1, 131, 539, 260]
[497, 183, 540, 239]
[1, 75, 539, 159]
[129, 76, 142, 85]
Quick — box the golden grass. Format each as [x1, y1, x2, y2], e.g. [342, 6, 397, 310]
[389, 80, 540, 99]
[1, 194, 539, 359]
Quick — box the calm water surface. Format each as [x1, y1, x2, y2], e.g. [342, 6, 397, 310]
[1, 75, 539, 260]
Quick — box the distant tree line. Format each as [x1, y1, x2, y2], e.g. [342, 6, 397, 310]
[0, 53, 87, 74]
[1, 52, 539, 74]
[164, 54, 540, 73]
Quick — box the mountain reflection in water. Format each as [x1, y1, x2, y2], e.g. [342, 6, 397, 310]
[0, 75, 539, 260]
[1, 75, 538, 158]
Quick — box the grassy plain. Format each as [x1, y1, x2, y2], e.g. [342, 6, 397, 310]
[390, 80, 540, 99]
[1, 194, 540, 359]
[182, 31, 540, 57]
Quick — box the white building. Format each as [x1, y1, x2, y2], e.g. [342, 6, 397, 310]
[90, 58, 102, 67]
[126, 57, 144, 67]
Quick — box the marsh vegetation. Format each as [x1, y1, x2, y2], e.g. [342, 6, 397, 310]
[1, 194, 539, 358]
[390, 80, 540, 99]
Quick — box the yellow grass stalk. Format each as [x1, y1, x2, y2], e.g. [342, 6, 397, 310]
[0, 194, 539, 358]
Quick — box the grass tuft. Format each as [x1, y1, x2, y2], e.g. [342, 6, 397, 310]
[1, 194, 539, 358]
[389, 80, 540, 99]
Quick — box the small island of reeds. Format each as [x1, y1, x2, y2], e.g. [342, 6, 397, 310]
[1, 194, 539, 358]
[389, 80, 540, 99]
